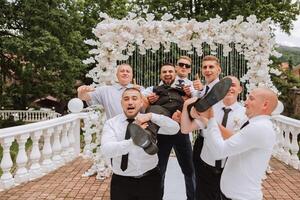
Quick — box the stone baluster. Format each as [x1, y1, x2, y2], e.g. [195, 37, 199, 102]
[28, 130, 43, 180]
[15, 133, 30, 184]
[282, 124, 291, 164]
[289, 126, 299, 169]
[274, 121, 285, 159]
[68, 122, 76, 160]
[41, 128, 55, 173]
[61, 124, 71, 162]
[52, 125, 64, 168]
[0, 137, 15, 190]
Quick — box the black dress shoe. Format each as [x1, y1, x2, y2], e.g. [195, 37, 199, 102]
[187, 77, 232, 117]
[128, 123, 158, 155]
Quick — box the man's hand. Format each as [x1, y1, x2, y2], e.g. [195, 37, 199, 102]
[147, 93, 159, 104]
[183, 97, 198, 107]
[77, 85, 95, 101]
[182, 85, 192, 97]
[190, 107, 214, 127]
[172, 110, 181, 123]
[135, 113, 152, 125]
[193, 79, 203, 91]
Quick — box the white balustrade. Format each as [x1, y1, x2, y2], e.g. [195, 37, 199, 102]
[272, 115, 300, 170]
[0, 112, 90, 191]
[0, 110, 60, 122]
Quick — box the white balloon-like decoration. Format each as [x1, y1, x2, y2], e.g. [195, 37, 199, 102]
[68, 98, 84, 113]
[272, 100, 284, 115]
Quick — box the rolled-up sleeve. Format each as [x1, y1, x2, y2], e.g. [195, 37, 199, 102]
[151, 113, 180, 135]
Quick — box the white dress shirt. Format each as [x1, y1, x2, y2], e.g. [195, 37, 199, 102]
[101, 113, 180, 177]
[196, 78, 220, 98]
[204, 115, 276, 200]
[87, 83, 137, 119]
[198, 101, 247, 167]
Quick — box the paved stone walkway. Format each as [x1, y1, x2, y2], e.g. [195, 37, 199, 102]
[0, 156, 299, 200]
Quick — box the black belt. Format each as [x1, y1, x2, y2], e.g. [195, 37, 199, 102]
[200, 158, 223, 174]
[114, 167, 159, 179]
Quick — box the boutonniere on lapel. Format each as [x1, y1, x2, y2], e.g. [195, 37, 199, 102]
[233, 117, 241, 132]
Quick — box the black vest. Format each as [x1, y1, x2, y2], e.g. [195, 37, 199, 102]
[152, 84, 185, 115]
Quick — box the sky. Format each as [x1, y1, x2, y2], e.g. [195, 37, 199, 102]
[275, 16, 300, 47]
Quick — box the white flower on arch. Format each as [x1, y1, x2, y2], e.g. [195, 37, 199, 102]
[83, 13, 280, 93]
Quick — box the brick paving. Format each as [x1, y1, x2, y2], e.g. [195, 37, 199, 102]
[0, 157, 299, 200]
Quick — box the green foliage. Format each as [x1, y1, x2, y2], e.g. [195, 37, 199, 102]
[0, 0, 129, 110]
[277, 45, 300, 66]
[271, 58, 300, 119]
[0, 116, 25, 129]
[131, 0, 300, 34]
[1, 0, 300, 112]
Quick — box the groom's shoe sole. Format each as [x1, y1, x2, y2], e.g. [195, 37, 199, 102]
[128, 123, 158, 155]
[187, 77, 232, 116]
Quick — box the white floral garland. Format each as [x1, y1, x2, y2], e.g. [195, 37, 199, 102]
[81, 105, 111, 179]
[84, 12, 281, 93]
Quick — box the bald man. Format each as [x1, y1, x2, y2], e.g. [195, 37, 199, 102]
[78, 64, 138, 119]
[194, 87, 278, 200]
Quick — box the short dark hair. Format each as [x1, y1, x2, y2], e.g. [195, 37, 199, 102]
[122, 87, 142, 97]
[160, 62, 175, 71]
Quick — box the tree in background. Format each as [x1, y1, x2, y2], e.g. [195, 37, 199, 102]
[1, 0, 300, 113]
[0, 0, 128, 111]
[131, 0, 300, 34]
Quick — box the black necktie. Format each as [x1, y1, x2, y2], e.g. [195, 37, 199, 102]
[204, 85, 209, 95]
[120, 118, 134, 171]
[178, 79, 185, 85]
[216, 107, 232, 169]
[221, 107, 232, 127]
[240, 120, 249, 130]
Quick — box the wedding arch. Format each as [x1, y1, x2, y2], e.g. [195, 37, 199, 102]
[84, 12, 281, 95]
[81, 12, 282, 179]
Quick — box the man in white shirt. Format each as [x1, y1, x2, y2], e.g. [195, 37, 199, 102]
[101, 88, 180, 200]
[193, 87, 278, 200]
[181, 76, 247, 200]
[191, 55, 222, 199]
[77, 63, 139, 119]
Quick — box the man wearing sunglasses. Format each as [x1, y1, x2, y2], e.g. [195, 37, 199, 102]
[174, 56, 197, 98]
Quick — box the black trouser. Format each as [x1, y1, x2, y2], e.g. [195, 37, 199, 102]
[196, 158, 223, 200]
[193, 134, 204, 173]
[194, 135, 223, 200]
[111, 167, 161, 200]
[220, 193, 232, 200]
[157, 133, 195, 200]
